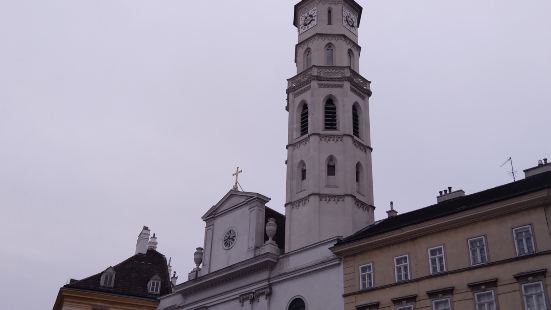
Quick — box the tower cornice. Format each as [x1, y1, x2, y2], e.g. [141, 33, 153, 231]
[287, 66, 372, 96]
[286, 133, 373, 153]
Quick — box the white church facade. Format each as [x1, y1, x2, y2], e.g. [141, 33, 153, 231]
[159, 1, 374, 309]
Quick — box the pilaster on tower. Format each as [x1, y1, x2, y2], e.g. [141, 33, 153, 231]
[284, 0, 375, 252]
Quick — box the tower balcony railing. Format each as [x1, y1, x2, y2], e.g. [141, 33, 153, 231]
[287, 66, 372, 96]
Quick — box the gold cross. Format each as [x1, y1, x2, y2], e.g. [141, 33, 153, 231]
[232, 167, 243, 190]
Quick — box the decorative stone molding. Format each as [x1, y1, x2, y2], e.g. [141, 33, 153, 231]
[320, 195, 345, 203]
[350, 86, 366, 100]
[354, 199, 371, 211]
[293, 85, 311, 98]
[293, 136, 310, 149]
[321, 135, 343, 143]
[254, 287, 272, 301]
[319, 83, 344, 89]
[239, 292, 255, 304]
[353, 139, 368, 153]
[287, 66, 371, 97]
[288, 196, 310, 208]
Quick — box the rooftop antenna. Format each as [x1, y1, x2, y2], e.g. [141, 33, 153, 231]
[500, 157, 517, 182]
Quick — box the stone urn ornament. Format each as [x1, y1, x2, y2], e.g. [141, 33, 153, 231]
[193, 247, 204, 269]
[265, 218, 277, 244]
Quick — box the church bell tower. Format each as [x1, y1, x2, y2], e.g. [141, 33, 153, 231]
[285, 0, 374, 252]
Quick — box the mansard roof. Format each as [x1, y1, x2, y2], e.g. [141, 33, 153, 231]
[64, 249, 171, 300]
[337, 171, 551, 246]
[202, 190, 271, 221]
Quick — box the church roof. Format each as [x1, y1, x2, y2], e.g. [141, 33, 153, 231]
[337, 171, 551, 245]
[63, 249, 171, 300]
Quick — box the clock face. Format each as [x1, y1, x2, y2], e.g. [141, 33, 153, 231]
[343, 9, 358, 34]
[299, 7, 317, 34]
[223, 228, 237, 250]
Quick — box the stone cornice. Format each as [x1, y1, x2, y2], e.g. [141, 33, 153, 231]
[331, 191, 550, 256]
[287, 66, 372, 97]
[287, 133, 373, 152]
[54, 288, 158, 310]
[286, 193, 374, 211]
[171, 253, 278, 295]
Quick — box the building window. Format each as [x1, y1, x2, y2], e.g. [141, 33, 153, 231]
[348, 49, 354, 68]
[396, 306, 414, 310]
[324, 98, 337, 130]
[428, 246, 446, 274]
[359, 263, 373, 290]
[352, 104, 360, 137]
[325, 44, 334, 65]
[394, 255, 410, 282]
[513, 225, 535, 256]
[356, 162, 364, 194]
[468, 236, 488, 265]
[300, 104, 309, 136]
[327, 156, 336, 176]
[288, 297, 306, 310]
[100, 267, 115, 288]
[298, 161, 306, 192]
[475, 291, 496, 310]
[304, 48, 312, 70]
[432, 298, 451, 310]
[328, 8, 332, 25]
[148, 276, 161, 294]
[522, 282, 547, 310]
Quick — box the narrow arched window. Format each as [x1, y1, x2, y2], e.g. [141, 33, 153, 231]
[100, 267, 115, 288]
[352, 104, 360, 138]
[147, 275, 161, 294]
[326, 156, 337, 187]
[298, 161, 306, 192]
[324, 98, 337, 130]
[289, 297, 306, 310]
[328, 8, 332, 25]
[304, 48, 312, 70]
[356, 162, 364, 194]
[325, 44, 334, 66]
[300, 104, 309, 136]
[348, 49, 354, 68]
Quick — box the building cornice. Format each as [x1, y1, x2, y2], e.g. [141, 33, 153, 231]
[287, 133, 373, 152]
[53, 288, 158, 310]
[332, 190, 550, 256]
[285, 192, 373, 211]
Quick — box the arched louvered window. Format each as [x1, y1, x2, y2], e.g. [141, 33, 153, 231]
[304, 48, 312, 70]
[328, 8, 332, 25]
[356, 162, 364, 194]
[325, 44, 334, 66]
[100, 267, 115, 288]
[300, 104, 309, 136]
[352, 104, 360, 138]
[288, 297, 306, 310]
[324, 98, 337, 130]
[348, 49, 354, 68]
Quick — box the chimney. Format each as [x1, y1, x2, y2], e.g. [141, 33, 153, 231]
[437, 187, 465, 203]
[135, 226, 151, 255]
[524, 158, 551, 178]
[386, 201, 398, 218]
[148, 233, 158, 251]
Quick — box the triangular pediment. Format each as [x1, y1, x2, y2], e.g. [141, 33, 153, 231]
[202, 190, 271, 221]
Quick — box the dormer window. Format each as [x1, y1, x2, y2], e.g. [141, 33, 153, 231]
[148, 275, 161, 294]
[100, 267, 115, 288]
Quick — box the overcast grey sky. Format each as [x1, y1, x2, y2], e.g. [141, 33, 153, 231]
[1, 1, 550, 309]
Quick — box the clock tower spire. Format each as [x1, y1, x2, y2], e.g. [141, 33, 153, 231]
[285, 0, 374, 252]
